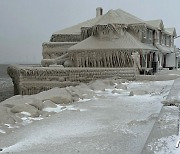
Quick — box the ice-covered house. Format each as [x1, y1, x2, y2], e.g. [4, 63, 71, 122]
[8, 8, 178, 95]
[145, 20, 177, 69]
[42, 8, 178, 72]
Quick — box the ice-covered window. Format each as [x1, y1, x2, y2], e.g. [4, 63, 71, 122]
[171, 36, 174, 46]
[149, 30, 152, 40]
[143, 31, 146, 39]
[159, 31, 162, 44]
[146, 29, 149, 39]
[162, 34, 165, 45]
[164, 34, 167, 46]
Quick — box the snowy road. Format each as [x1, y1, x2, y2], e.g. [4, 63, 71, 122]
[0, 81, 173, 154]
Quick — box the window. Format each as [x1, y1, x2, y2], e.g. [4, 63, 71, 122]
[164, 34, 167, 46]
[159, 32, 162, 44]
[143, 31, 146, 38]
[162, 34, 165, 45]
[169, 36, 171, 46]
[146, 29, 149, 39]
[166, 36, 169, 46]
[149, 30, 152, 40]
[155, 31, 158, 43]
[171, 36, 174, 46]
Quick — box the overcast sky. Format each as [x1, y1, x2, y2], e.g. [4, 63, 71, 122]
[0, 0, 180, 64]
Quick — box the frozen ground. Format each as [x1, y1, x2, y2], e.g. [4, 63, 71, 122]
[142, 78, 180, 154]
[0, 79, 174, 154]
[143, 105, 180, 154]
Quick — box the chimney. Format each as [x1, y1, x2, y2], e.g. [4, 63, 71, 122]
[96, 7, 103, 17]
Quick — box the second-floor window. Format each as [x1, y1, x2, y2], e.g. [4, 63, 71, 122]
[146, 30, 149, 39]
[143, 30, 146, 39]
[166, 36, 169, 46]
[169, 36, 171, 47]
[162, 34, 165, 45]
[149, 30, 152, 40]
[155, 31, 159, 43]
[171, 36, 174, 46]
[164, 34, 167, 46]
[159, 32, 162, 44]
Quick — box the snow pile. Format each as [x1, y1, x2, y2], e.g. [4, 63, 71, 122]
[0, 79, 174, 153]
[147, 135, 180, 154]
[0, 129, 5, 134]
[0, 78, 121, 134]
[0, 78, 174, 137]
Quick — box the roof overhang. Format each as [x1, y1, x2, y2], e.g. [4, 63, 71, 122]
[155, 44, 174, 54]
[68, 32, 158, 52]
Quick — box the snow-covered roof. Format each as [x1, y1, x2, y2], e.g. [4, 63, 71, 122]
[155, 44, 173, 53]
[68, 31, 157, 51]
[95, 9, 143, 25]
[53, 9, 176, 40]
[115, 9, 143, 24]
[54, 9, 144, 35]
[53, 16, 102, 35]
[146, 19, 164, 30]
[165, 27, 177, 37]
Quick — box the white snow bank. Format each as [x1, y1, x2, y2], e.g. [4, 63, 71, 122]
[147, 135, 180, 154]
[0, 129, 6, 134]
[20, 112, 31, 116]
[1, 117, 104, 153]
[42, 105, 64, 113]
[0, 80, 175, 153]
[0, 78, 174, 146]
[78, 98, 91, 103]
[20, 116, 43, 126]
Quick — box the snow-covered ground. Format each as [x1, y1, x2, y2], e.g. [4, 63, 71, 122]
[142, 105, 180, 154]
[0, 79, 175, 154]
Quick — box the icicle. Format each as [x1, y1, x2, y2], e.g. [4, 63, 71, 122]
[116, 51, 120, 67]
[103, 53, 107, 67]
[112, 52, 115, 67]
[110, 54, 113, 67]
[106, 55, 109, 67]
[114, 52, 118, 67]
[126, 52, 129, 67]
[118, 52, 122, 67]
[98, 59, 100, 67]
[112, 53, 115, 67]
[77, 54, 80, 67]
[121, 52, 126, 67]
[85, 55, 88, 67]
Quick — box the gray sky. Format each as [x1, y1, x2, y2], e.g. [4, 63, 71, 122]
[0, 0, 180, 64]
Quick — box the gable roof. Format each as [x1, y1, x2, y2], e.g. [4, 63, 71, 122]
[165, 27, 177, 37]
[95, 9, 143, 25]
[95, 10, 123, 25]
[146, 19, 164, 30]
[115, 9, 143, 24]
[53, 8, 144, 35]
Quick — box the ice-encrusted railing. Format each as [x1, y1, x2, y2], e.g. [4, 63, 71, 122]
[7, 65, 136, 95]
